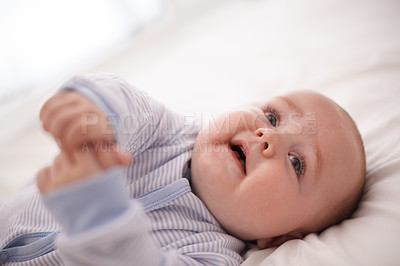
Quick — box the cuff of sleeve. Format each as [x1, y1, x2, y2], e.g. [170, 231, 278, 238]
[42, 167, 130, 236]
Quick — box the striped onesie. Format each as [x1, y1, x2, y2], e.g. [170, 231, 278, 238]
[0, 74, 245, 265]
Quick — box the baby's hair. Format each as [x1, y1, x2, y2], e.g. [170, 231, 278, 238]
[336, 107, 366, 216]
[316, 104, 366, 233]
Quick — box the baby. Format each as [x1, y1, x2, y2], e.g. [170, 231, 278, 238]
[0, 73, 365, 265]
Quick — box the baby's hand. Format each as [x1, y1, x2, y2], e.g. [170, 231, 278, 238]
[37, 145, 131, 195]
[40, 91, 115, 150]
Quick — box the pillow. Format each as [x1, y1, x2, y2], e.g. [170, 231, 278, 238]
[241, 0, 400, 265]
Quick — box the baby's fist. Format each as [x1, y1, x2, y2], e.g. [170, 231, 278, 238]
[37, 146, 131, 195]
[40, 91, 115, 149]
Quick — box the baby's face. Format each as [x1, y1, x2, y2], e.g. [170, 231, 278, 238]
[191, 91, 363, 244]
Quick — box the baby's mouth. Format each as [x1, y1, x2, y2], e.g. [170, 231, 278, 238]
[231, 144, 247, 174]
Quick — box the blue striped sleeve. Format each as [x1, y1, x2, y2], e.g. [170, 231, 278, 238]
[42, 167, 130, 236]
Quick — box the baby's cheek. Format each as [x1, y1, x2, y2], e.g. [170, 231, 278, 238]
[249, 173, 296, 206]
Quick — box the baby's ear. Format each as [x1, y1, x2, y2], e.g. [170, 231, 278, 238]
[257, 231, 303, 249]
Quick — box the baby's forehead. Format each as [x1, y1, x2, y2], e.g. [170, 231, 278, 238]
[265, 91, 339, 118]
[282, 90, 334, 107]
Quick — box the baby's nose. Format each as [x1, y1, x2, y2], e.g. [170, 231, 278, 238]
[254, 128, 271, 152]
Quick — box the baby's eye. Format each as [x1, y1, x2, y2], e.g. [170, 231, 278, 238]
[265, 113, 277, 127]
[289, 154, 303, 176]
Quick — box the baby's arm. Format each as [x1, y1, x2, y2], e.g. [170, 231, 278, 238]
[51, 73, 184, 155]
[39, 159, 241, 266]
[36, 74, 240, 265]
[36, 148, 170, 265]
